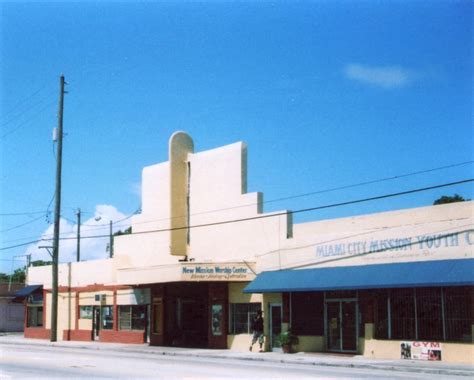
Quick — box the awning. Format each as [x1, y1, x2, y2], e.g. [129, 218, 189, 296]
[13, 285, 43, 298]
[244, 258, 474, 293]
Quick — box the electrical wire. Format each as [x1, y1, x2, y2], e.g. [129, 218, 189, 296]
[1, 100, 56, 139]
[1, 178, 472, 251]
[1, 95, 54, 128]
[43, 160, 474, 232]
[0, 239, 43, 251]
[117, 161, 474, 229]
[2, 160, 471, 221]
[0, 210, 48, 216]
[77, 206, 141, 227]
[1, 85, 49, 120]
[21, 178, 474, 245]
[0, 214, 47, 233]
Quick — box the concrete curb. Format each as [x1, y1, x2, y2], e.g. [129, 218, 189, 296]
[1, 338, 473, 377]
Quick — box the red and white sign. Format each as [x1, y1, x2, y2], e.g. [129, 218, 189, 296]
[401, 341, 442, 361]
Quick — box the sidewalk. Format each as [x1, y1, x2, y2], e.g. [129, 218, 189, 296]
[1, 333, 473, 377]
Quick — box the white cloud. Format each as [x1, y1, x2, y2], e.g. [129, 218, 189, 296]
[344, 63, 415, 88]
[130, 181, 142, 198]
[26, 205, 131, 264]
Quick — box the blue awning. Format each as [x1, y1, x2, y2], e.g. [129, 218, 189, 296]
[244, 258, 474, 293]
[14, 285, 42, 298]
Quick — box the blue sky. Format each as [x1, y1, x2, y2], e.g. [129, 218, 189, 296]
[1, 1, 472, 273]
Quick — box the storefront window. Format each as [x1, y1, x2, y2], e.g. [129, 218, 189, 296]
[374, 286, 472, 342]
[79, 306, 93, 319]
[26, 291, 44, 328]
[374, 290, 389, 339]
[416, 288, 443, 341]
[445, 287, 472, 342]
[27, 306, 43, 327]
[390, 289, 416, 340]
[229, 303, 261, 334]
[119, 305, 146, 331]
[101, 306, 114, 330]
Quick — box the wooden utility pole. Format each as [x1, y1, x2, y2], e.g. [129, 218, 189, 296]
[51, 75, 66, 342]
[76, 208, 81, 262]
[109, 220, 113, 258]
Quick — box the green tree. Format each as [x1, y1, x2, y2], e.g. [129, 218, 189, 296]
[114, 226, 132, 236]
[433, 194, 466, 205]
[0, 267, 27, 283]
[0, 260, 52, 284]
[31, 260, 53, 267]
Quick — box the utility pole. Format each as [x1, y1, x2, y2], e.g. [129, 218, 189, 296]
[109, 220, 114, 258]
[26, 254, 31, 283]
[51, 75, 66, 342]
[76, 208, 81, 262]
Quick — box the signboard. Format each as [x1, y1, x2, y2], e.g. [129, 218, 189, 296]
[316, 231, 472, 262]
[401, 342, 442, 361]
[181, 264, 255, 281]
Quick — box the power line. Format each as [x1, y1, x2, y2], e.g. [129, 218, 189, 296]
[22, 178, 474, 245]
[0, 214, 46, 233]
[1, 177, 472, 251]
[1, 94, 54, 128]
[0, 210, 48, 216]
[0, 172, 474, 250]
[1, 100, 56, 139]
[1, 160, 471, 222]
[77, 206, 141, 227]
[1, 85, 48, 119]
[0, 239, 42, 251]
[83, 160, 474, 231]
[264, 161, 474, 205]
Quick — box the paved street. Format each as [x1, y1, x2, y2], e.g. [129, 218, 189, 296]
[0, 343, 469, 379]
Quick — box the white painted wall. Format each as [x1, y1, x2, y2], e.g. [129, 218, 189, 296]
[258, 201, 474, 272]
[28, 259, 116, 288]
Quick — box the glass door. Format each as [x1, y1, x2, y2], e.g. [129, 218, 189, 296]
[326, 300, 358, 352]
[327, 302, 341, 350]
[269, 304, 282, 352]
[342, 301, 357, 351]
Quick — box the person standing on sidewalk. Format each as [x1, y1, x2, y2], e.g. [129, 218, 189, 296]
[249, 310, 264, 352]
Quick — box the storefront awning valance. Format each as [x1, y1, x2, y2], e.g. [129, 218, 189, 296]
[244, 258, 474, 293]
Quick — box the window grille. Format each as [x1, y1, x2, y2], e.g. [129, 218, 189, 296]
[229, 303, 261, 334]
[374, 286, 472, 342]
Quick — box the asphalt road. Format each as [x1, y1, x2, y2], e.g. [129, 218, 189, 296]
[0, 343, 464, 379]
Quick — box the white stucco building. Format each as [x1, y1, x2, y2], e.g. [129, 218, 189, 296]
[25, 132, 473, 363]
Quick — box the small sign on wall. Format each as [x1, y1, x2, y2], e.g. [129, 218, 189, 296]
[181, 264, 255, 281]
[211, 304, 223, 336]
[401, 342, 442, 361]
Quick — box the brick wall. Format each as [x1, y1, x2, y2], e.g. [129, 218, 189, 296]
[24, 328, 50, 339]
[99, 329, 146, 344]
[63, 329, 93, 341]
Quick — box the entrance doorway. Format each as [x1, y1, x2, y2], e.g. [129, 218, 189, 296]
[325, 300, 358, 352]
[176, 297, 207, 347]
[269, 303, 282, 352]
[92, 306, 100, 340]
